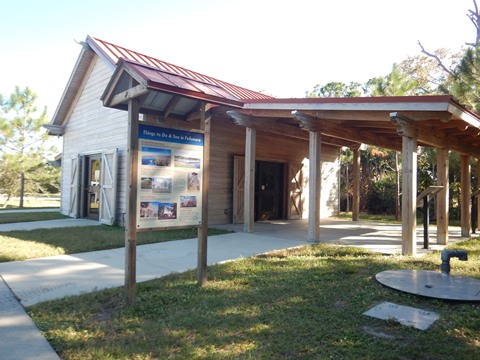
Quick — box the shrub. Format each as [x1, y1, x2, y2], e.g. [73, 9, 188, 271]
[365, 179, 396, 214]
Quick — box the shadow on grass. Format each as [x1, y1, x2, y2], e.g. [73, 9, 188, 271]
[30, 243, 480, 359]
[0, 226, 231, 261]
[0, 211, 68, 224]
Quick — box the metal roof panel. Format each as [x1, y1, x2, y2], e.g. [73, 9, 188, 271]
[90, 36, 273, 102]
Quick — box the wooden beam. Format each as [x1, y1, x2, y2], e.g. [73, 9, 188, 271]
[164, 95, 182, 118]
[243, 100, 454, 113]
[292, 111, 402, 151]
[244, 127, 256, 233]
[390, 112, 417, 138]
[197, 103, 211, 286]
[436, 148, 449, 245]
[230, 112, 357, 147]
[310, 110, 451, 123]
[228, 110, 310, 141]
[392, 112, 480, 157]
[125, 97, 140, 305]
[308, 131, 321, 242]
[461, 155, 471, 237]
[109, 84, 149, 107]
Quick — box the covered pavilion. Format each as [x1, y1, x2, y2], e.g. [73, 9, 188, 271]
[103, 57, 480, 256]
[226, 95, 480, 255]
[97, 45, 480, 301]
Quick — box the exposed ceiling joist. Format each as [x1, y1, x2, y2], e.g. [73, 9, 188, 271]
[292, 111, 402, 151]
[391, 112, 480, 157]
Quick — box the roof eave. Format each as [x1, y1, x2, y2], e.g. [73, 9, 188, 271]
[49, 42, 96, 127]
[43, 124, 65, 136]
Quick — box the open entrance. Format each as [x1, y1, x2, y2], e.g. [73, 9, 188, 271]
[84, 154, 101, 220]
[69, 150, 118, 225]
[233, 157, 287, 223]
[255, 161, 285, 221]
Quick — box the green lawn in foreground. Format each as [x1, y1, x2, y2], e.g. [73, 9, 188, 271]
[29, 240, 480, 359]
[0, 225, 230, 262]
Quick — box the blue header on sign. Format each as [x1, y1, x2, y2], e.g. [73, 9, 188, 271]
[139, 124, 204, 146]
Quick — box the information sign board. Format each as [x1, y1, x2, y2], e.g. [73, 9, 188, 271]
[137, 124, 204, 229]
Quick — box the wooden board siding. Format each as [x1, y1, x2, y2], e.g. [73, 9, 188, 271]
[209, 115, 339, 225]
[60, 56, 128, 224]
[59, 56, 339, 226]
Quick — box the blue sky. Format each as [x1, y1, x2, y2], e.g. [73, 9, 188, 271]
[0, 0, 474, 119]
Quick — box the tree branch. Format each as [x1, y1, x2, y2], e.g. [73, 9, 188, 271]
[417, 41, 456, 78]
[466, 0, 480, 46]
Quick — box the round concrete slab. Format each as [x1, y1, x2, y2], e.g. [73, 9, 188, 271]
[376, 270, 480, 301]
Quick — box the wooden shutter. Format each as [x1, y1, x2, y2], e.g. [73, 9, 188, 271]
[69, 155, 81, 217]
[99, 149, 118, 225]
[233, 156, 245, 224]
[288, 162, 303, 219]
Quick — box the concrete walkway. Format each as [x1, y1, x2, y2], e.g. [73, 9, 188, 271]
[0, 217, 468, 359]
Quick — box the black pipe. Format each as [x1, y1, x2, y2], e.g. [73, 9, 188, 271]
[440, 250, 468, 275]
[423, 196, 429, 249]
[472, 196, 478, 234]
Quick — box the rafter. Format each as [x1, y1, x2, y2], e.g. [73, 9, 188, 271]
[292, 111, 402, 151]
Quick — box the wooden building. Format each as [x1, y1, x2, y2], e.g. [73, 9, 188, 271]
[47, 36, 480, 257]
[46, 36, 340, 227]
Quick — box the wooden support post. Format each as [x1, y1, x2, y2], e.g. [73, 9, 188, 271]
[244, 127, 256, 233]
[125, 98, 140, 305]
[308, 131, 321, 242]
[290, 111, 323, 242]
[461, 154, 471, 237]
[390, 113, 417, 256]
[197, 103, 211, 286]
[436, 148, 449, 245]
[352, 146, 361, 221]
[401, 135, 418, 255]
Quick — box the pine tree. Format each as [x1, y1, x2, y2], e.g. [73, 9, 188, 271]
[0, 86, 59, 208]
[449, 46, 480, 112]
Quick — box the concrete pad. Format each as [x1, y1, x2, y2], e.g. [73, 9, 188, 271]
[376, 270, 480, 301]
[363, 301, 440, 330]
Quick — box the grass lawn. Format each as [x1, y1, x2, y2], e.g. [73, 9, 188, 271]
[0, 211, 68, 224]
[0, 210, 230, 262]
[0, 225, 230, 262]
[0, 196, 60, 209]
[28, 240, 480, 359]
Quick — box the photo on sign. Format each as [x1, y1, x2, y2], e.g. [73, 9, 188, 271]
[140, 201, 159, 218]
[180, 195, 197, 208]
[174, 150, 200, 169]
[152, 177, 172, 193]
[140, 177, 153, 190]
[187, 171, 200, 191]
[141, 147, 172, 167]
[158, 202, 177, 220]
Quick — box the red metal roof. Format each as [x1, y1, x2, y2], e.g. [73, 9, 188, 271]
[88, 36, 273, 102]
[121, 59, 245, 108]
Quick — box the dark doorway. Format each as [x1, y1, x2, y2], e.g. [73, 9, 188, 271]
[84, 155, 101, 220]
[255, 161, 285, 221]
